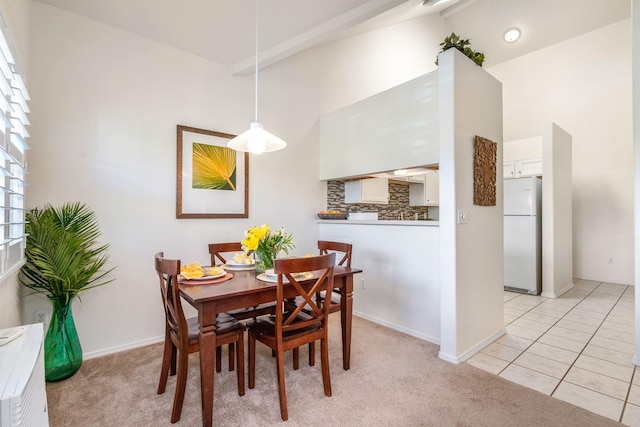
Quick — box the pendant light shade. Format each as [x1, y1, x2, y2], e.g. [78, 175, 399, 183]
[227, 0, 286, 155]
[227, 122, 286, 154]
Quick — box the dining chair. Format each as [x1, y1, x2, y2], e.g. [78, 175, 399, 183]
[298, 240, 353, 367]
[247, 253, 336, 421]
[208, 242, 244, 266]
[155, 252, 246, 424]
[208, 242, 276, 320]
[317, 240, 352, 311]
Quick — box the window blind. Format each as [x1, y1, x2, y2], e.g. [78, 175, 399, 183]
[0, 13, 28, 280]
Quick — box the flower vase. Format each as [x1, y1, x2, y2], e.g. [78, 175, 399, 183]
[44, 296, 83, 382]
[255, 250, 276, 274]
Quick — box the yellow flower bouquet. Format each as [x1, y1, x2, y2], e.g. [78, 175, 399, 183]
[242, 224, 295, 272]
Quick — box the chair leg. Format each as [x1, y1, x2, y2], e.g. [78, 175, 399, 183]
[158, 335, 173, 394]
[171, 348, 189, 423]
[229, 342, 235, 371]
[236, 333, 245, 396]
[170, 344, 177, 376]
[308, 342, 315, 366]
[320, 337, 332, 397]
[248, 332, 256, 389]
[292, 347, 299, 370]
[276, 348, 289, 421]
[216, 346, 222, 373]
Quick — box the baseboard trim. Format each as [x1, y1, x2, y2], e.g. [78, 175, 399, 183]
[83, 335, 164, 360]
[438, 327, 506, 364]
[84, 314, 441, 360]
[541, 281, 574, 299]
[354, 311, 440, 345]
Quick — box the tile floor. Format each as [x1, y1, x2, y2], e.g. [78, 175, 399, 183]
[467, 279, 639, 425]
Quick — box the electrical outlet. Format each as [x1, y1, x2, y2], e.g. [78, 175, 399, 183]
[608, 257, 614, 264]
[360, 278, 365, 289]
[34, 310, 48, 325]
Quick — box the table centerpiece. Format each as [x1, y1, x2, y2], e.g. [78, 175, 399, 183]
[241, 224, 295, 273]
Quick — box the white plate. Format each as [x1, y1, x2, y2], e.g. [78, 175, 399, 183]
[222, 263, 256, 271]
[258, 272, 313, 283]
[265, 269, 308, 278]
[185, 270, 227, 280]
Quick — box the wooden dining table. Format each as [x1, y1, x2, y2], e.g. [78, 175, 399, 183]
[179, 265, 362, 427]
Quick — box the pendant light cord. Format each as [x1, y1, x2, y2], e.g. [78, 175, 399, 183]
[254, 0, 259, 123]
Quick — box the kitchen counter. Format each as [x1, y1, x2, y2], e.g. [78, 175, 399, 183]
[316, 220, 439, 226]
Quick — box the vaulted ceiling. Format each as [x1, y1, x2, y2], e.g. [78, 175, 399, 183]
[34, 0, 630, 73]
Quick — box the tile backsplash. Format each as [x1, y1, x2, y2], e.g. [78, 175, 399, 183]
[326, 180, 438, 220]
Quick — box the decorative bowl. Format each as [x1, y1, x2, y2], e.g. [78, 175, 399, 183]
[317, 212, 348, 220]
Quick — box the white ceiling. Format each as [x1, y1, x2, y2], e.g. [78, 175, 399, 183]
[34, 0, 630, 72]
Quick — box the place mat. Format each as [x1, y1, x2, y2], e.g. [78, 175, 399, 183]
[180, 272, 234, 285]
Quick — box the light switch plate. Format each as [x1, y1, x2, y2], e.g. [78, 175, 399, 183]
[457, 209, 468, 224]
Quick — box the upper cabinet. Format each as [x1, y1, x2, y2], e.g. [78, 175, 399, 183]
[409, 171, 439, 206]
[504, 157, 543, 179]
[345, 178, 389, 204]
[504, 161, 516, 179]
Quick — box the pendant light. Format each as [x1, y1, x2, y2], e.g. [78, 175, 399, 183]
[227, 0, 286, 155]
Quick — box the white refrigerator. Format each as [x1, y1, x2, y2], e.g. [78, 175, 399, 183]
[504, 176, 542, 295]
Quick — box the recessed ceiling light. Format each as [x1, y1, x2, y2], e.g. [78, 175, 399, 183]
[504, 28, 521, 43]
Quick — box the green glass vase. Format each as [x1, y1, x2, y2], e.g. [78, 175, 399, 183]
[44, 296, 82, 382]
[255, 250, 276, 274]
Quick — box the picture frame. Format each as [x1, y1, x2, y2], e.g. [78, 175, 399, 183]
[176, 125, 249, 218]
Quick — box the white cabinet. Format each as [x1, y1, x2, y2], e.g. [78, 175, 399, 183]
[391, 175, 425, 184]
[344, 178, 389, 204]
[516, 158, 543, 178]
[409, 171, 439, 206]
[504, 158, 542, 179]
[504, 161, 516, 179]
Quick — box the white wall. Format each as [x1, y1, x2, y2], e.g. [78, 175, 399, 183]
[489, 19, 633, 285]
[26, 3, 327, 358]
[438, 49, 504, 363]
[632, 0, 640, 365]
[542, 123, 573, 297]
[504, 137, 542, 161]
[319, 223, 440, 343]
[0, 0, 30, 330]
[319, 71, 439, 180]
[314, 13, 451, 115]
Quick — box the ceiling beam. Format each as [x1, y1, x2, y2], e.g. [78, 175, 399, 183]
[230, 0, 410, 75]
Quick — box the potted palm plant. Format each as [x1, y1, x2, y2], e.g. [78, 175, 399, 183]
[19, 202, 115, 382]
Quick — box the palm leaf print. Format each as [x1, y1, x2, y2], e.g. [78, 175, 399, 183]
[192, 143, 237, 190]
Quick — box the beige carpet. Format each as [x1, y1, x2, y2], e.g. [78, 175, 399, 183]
[46, 316, 621, 426]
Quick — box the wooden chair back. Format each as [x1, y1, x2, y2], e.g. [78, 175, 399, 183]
[155, 251, 246, 422]
[274, 253, 336, 338]
[155, 252, 188, 349]
[208, 242, 243, 265]
[318, 240, 352, 267]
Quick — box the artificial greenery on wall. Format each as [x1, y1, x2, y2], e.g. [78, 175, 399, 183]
[435, 32, 485, 67]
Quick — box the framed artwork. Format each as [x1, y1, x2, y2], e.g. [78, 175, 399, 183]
[473, 135, 497, 206]
[176, 125, 249, 218]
